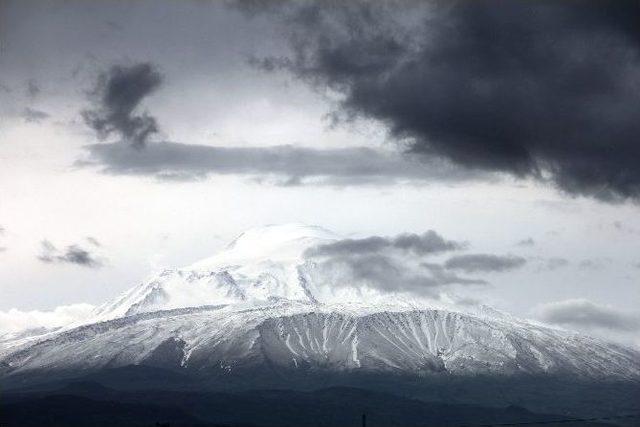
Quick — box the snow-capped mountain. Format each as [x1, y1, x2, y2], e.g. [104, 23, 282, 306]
[2, 224, 639, 386]
[92, 224, 338, 320]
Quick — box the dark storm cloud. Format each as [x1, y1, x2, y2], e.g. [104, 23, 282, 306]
[536, 299, 639, 332]
[444, 254, 526, 273]
[305, 230, 463, 257]
[37, 240, 103, 268]
[80, 141, 486, 185]
[243, 0, 640, 201]
[22, 107, 50, 123]
[82, 63, 162, 149]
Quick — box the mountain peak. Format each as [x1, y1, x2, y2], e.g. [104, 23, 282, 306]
[190, 223, 338, 269]
[226, 223, 338, 254]
[94, 224, 338, 320]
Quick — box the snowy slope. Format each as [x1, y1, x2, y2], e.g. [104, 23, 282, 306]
[1, 224, 639, 383]
[2, 301, 639, 380]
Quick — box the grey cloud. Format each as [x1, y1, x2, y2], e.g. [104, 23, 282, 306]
[305, 230, 463, 257]
[305, 230, 482, 296]
[531, 256, 570, 272]
[26, 79, 40, 98]
[306, 236, 388, 256]
[421, 263, 487, 286]
[327, 255, 436, 294]
[37, 240, 103, 268]
[544, 257, 570, 271]
[516, 238, 535, 247]
[393, 232, 464, 254]
[245, 0, 640, 202]
[22, 108, 50, 123]
[611, 220, 639, 235]
[86, 236, 101, 247]
[302, 229, 483, 296]
[80, 141, 487, 185]
[105, 20, 124, 31]
[444, 254, 526, 273]
[82, 63, 162, 149]
[311, 254, 485, 297]
[536, 299, 639, 332]
[578, 258, 611, 270]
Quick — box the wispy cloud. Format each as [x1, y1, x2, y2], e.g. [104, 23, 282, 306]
[22, 107, 50, 123]
[26, 78, 40, 98]
[532, 257, 570, 272]
[444, 254, 526, 273]
[578, 258, 612, 271]
[37, 240, 105, 268]
[305, 230, 464, 257]
[515, 238, 535, 247]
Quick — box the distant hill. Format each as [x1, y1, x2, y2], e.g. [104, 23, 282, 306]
[1, 381, 619, 427]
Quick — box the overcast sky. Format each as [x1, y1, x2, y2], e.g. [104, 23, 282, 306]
[1, 0, 639, 346]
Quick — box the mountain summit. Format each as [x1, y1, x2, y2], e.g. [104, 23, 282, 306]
[92, 224, 339, 320]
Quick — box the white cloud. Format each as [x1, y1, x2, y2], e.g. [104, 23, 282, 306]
[0, 303, 95, 335]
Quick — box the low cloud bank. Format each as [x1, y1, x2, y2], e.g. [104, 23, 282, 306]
[0, 303, 95, 336]
[535, 299, 639, 332]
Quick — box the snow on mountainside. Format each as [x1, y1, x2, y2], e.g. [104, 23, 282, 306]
[1, 224, 639, 383]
